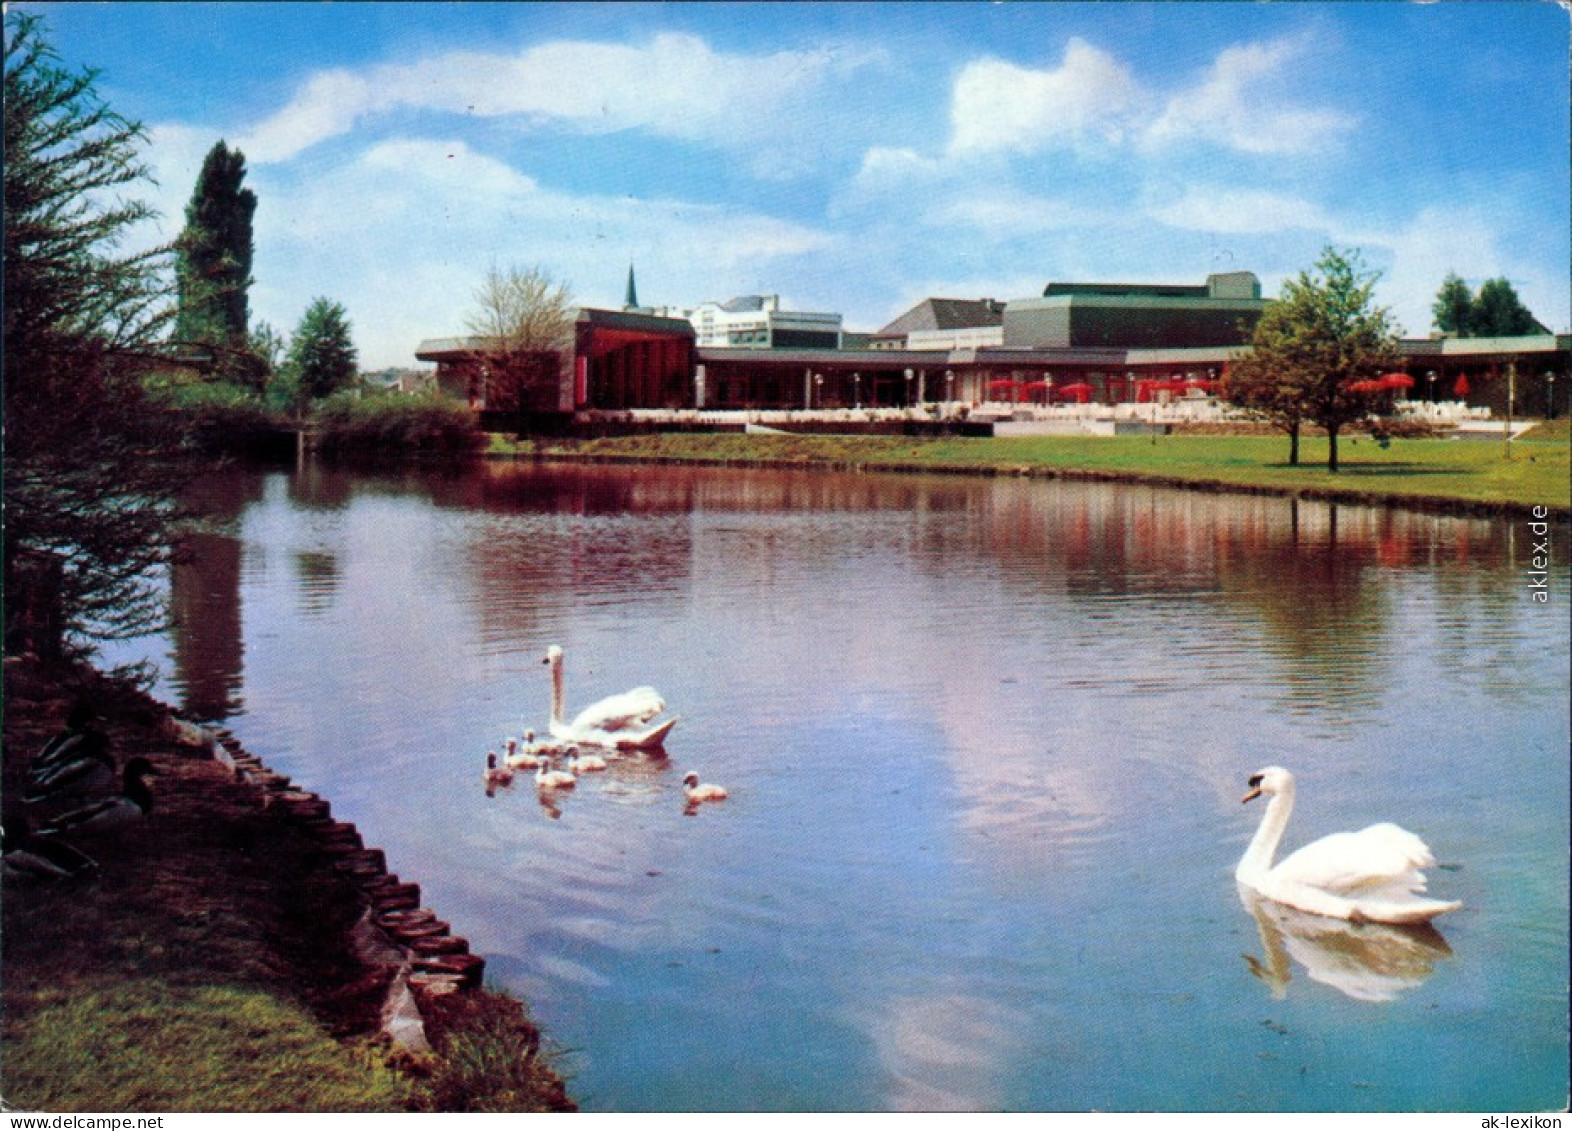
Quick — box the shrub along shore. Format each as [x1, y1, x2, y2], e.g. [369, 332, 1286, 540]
[1, 655, 575, 1113]
[488, 426, 1571, 518]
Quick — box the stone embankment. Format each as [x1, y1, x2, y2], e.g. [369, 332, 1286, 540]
[199, 724, 484, 1049]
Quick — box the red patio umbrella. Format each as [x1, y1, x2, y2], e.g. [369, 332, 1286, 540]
[1380, 372, 1415, 389]
[1059, 382, 1094, 403]
[1347, 379, 1385, 394]
[1023, 380, 1054, 403]
[989, 378, 1022, 403]
[1453, 373, 1471, 398]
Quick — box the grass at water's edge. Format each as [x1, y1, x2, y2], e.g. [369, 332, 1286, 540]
[487, 429, 1571, 514]
[2, 656, 574, 1113]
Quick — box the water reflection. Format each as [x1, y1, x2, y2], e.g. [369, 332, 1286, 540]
[144, 460, 1566, 1111]
[167, 473, 265, 721]
[865, 991, 1024, 1111]
[1239, 886, 1454, 1003]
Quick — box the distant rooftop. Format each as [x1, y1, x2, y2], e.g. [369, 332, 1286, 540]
[1042, 272, 1261, 301]
[875, 297, 1006, 339]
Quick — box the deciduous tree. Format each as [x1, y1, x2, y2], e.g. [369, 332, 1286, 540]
[1225, 246, 1401, 473]
[463, 264, 575, 412]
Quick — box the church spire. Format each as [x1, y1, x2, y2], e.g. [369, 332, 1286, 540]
[624, 263, 639, 311]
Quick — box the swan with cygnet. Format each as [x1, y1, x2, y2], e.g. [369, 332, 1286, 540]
[541, 645, 676, 750]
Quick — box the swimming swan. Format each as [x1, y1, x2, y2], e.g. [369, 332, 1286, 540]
[535, 759, 577, 790]
[682, 771, 727, 804]
[1236, 766, 1461, 925]
[542, 645, 676, 750]
[483, 751, 514, 790]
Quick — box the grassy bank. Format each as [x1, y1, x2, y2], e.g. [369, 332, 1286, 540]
[491, 428, 1570, 514]
[1, 658, 572, 1113]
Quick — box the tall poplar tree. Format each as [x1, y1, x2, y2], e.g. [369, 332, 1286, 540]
[174, 140, 256, 366]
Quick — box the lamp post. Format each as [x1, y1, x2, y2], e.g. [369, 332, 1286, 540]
[945, 369, 954, 408]
[814, 372, 823, 410]
[904, 368, 913, 409]
[1546, 371, 1557, 421]
[853, 372, 862, 410]
[1426, 370, 1437, 403]
[1046, 375, 1054, 408]
[1504, 361, 1516, 460]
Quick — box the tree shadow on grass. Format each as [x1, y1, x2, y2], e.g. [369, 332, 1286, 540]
[1262, 461, 1478, 478]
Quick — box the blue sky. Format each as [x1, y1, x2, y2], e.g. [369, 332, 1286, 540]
[27, 1, 1571, 369]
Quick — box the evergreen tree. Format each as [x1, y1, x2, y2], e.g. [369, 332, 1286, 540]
[1225, 246, 1401, 473]
[174, 140, 256, 361]
[288, 298, 358, 401]
[4, 11, 184, 652]
[1469, 277, 1542, 338]
[1431, 273, 1543, 338]
[1432, 272, 1474, 337]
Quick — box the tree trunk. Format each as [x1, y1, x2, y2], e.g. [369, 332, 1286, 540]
[1288, 421, 1300, 466]
[1327, 422, 1340, 473]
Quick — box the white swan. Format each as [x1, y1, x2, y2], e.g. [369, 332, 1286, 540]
[503, 735, 542, 770]
[541, 645, 676, 750]
[1236, 766, 1461, 925]
[535, 758, 576, 791]
[682, 771, 727, 804]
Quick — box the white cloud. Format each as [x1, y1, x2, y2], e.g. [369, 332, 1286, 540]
[248, 138, 835, 367]
[924, 187, 1116, 237]
[1148, 189, 1336, 236]
[236, 33, 879, 164]
[1143, 38, 1355, 156]
[948, 38, 1144, 156]
[942, 35, 1352, 161]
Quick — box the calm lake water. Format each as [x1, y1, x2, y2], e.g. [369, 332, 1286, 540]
[113, 460, 1568, 1112]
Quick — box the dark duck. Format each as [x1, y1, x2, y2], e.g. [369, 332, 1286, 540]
[25, 703, 114, 808]
[37, 758, 158, 836]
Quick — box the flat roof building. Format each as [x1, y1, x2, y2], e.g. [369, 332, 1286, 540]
[1003, 272, 1267, 350]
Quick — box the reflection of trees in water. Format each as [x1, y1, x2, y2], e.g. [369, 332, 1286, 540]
[954, 482, 1509, 724]
[168, 471, 266, 722]
[292, 549, 341, 616]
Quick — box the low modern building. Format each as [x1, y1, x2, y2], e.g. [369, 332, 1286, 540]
[415, 307, 696, 419]
[415, 274, 1567, 419]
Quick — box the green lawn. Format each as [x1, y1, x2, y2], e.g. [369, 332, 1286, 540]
[493, 430, 1569, 513]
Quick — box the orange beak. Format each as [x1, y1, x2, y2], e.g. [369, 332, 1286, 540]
[1241, 786, 1262, 804]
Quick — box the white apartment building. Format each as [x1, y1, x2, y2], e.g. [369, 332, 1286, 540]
[659, 294, 843, 350]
